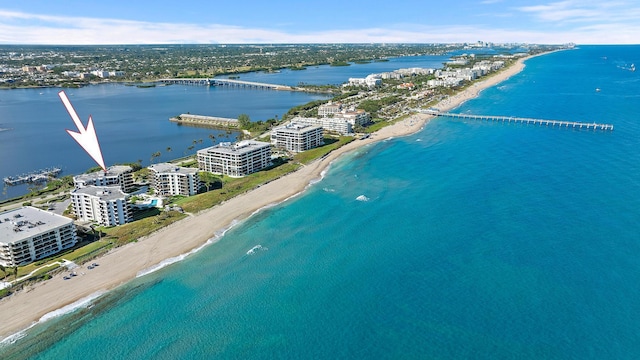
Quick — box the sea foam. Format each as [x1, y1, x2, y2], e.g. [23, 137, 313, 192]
[136, 220, 239, 278]
[246, 245, 268, 255]
[0, 290, 105, 346]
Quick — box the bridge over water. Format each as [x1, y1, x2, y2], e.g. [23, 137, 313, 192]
[419, 109, 614, 131]
[158, 78, 293, 91]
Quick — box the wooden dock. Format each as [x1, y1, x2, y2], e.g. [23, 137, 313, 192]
[419, 109, 614, 131]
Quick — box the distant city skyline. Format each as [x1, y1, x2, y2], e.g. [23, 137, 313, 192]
[0, 0, 637, 45]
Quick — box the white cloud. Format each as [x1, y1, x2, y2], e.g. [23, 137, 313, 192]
[517, 1, 640, 24]
[0, 8, 637, 45]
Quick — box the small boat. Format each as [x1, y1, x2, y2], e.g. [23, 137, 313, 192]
[595, 88, 601, 92]
[631, 64, 636, 72]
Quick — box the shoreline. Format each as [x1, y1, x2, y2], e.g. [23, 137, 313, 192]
[0, 53, 537, 342]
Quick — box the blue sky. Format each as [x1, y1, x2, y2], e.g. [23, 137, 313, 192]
[0, 0, 637, 44]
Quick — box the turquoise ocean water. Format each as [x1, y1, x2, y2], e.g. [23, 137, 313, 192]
[2, 45, 640, 359]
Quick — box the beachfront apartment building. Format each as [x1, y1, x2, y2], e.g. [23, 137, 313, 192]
[148, 163, 202, 196]
[318, 102, 343, 117]
[70, 186, 132, 226]
[334, 110, 370, 127]
[197, 140, 272, 178]
[291, 116, 353, 135]
[73, 165, 135, 194]
[0, 207, 77, 267]
[271, 123, 324, 153]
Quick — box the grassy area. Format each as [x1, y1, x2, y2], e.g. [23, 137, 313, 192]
[17, 240, 112, 275]
[101, 211, 187, 247]
[365, 119, 396, 133]
[175, 162, 301, 213]
[293, 136, 354, 164]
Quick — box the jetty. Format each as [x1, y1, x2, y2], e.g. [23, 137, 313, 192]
[420, 109, 614, 131]
[158, 78, 293, 91]
[169, 114, 239, 128]
[3, 167, 62, 186]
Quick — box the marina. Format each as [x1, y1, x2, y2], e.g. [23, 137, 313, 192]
[3, 167, 62, 186]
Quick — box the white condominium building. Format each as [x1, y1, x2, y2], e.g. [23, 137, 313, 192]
[271, 123, 324, 153]
[334, 110, 370, 127]
[73, 165, 135, 193]
[197, 140, 272, 178]
[0, 207, 77, 267]
[148, 163, 202, 196]
[291, 116, 353, 135]
[71, 186, 132, 226]
[318, 102, 343, 117]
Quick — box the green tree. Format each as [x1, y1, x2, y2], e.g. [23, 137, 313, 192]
[238, 113, 251, 129]
[150, 151, 161, 163]
[0, 264, 5, 279]
[198, 171, 220, 192]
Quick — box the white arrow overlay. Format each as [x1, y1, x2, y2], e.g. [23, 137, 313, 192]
[58, 90, 107, 172]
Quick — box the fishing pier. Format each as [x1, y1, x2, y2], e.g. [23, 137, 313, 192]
[420, 109, 614, 131]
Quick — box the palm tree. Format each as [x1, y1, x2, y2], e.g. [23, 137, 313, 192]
[13, 266, 18, 280]
[150, 151, 161, 163]
[0, 264, 5, 280]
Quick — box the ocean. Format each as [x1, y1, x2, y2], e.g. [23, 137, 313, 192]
[2, 45, 640, 359]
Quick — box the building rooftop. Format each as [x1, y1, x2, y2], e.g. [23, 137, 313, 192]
[72, 185, 128, 201]
[148, 163, 198, 175]
[0, 207, 74, 245]
[198, 140, 270, 156]
[74, 165, 133, 182]
[274, 123, 323, 133]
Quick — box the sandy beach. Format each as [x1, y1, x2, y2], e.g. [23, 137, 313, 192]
[0, 54, 532, 341]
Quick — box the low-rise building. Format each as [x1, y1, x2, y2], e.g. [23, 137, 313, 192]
[271, 123, 324, 152]
[0, 207, 77, 267]
[148, 163, 202, 196]
[197, 140, 272, 177]
[71, 186, 132, 226]
[73, 165, 135, 193]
